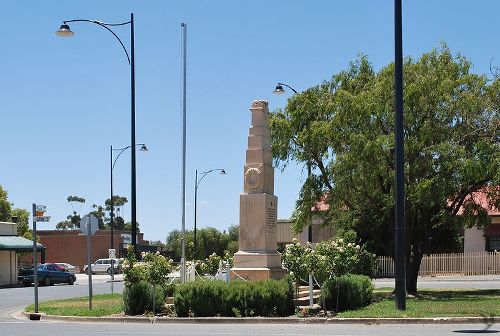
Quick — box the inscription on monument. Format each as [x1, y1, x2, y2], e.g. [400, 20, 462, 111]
[266, 206, 277, 232]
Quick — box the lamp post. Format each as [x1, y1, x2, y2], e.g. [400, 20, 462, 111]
[56, 13, 140, 254]
[194, 168, 226, 259]
[273, 82, 314, 307]
[110, 144, 148, 251]
[394, 0, 406, 310]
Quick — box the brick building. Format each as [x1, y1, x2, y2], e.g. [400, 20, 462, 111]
[20, 229, 147, 272]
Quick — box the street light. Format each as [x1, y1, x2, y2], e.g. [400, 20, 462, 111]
[56, 13, 141, 254]
[273, 82, 314, 307]
[194, 168, 226, 259]
[394, 0, 406, 310]
[110, 144, 148, 251]
[273, 82, 298, 95]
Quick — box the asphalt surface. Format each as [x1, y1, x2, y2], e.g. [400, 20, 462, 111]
[373, 275, 500, 289]
[0, 274, 123, 321]
[0, 274, 498, 335]
[0, 321, 498, 336]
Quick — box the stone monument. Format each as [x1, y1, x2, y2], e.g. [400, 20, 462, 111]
[232, 100, 285, 280]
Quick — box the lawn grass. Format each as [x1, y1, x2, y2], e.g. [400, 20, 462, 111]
[25, 294, 123, 317]
[338, 289, 500, 318]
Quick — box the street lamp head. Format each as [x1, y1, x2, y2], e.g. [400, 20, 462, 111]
[139, 144, 148, 152]
[56, 24, 75, 37]
[273, 84, 286, 95]
[220, 169, 226, 175]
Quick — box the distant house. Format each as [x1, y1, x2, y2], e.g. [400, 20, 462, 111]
[463, 191, 500, 252]
[276, 198, 334, 245]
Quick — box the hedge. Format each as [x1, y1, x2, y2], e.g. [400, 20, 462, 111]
[123, 281, 166, 315]
[174, 277, 294, 317]
[321, 274, 373, 312]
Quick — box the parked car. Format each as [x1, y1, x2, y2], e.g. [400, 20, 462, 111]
[55, 263, 80, 274]
[18, 263, 76, 286]
[83, 258, 121, 275]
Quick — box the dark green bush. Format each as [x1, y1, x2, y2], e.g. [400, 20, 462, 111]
[162, 283, 176, 297]
[174, 277, 294, 317]
[123, 281, 166, 315]
[321, 274, 373, 312]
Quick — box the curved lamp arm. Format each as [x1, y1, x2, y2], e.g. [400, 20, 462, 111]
[58, 19, 131, 65]
[196, 169, 226, 189]
[112, 143, 146, 170]
[274, 82, 298, 94]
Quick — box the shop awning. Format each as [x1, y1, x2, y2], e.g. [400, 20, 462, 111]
[0, 236, 44, 252]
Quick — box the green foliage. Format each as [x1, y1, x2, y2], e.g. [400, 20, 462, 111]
[142, 251, 174, 285]
[0, 186, 32, 239]
[165, 226, 239, 261]
[123, 245, 173, 287]
[123, 281, 166, 315]
[12, 208, 30, 238]
[174, 277, 294, 317]
[281, 238, 376, 285]
[197, 252, 222, 276]
[270, 44, 500, 292]
[122, 246, 172, 315]
[281, 239, 309, 284]
[0, 185, 13, 222]
[321, 274, 374, 312]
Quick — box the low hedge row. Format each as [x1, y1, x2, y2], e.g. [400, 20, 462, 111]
[174, 277, 294, 317]
[123, 281, 168, 315]
[321, 274, 373, 312]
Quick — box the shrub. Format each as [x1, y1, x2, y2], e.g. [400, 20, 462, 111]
[281, 238, 377, 285]
[321, 274, 373, 312]
[123, 281, 150, 315]
[174, 277, 294, 317]
[123, 281, 166, 315]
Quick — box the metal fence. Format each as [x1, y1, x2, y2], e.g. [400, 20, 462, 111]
[375, 252, 500, 277]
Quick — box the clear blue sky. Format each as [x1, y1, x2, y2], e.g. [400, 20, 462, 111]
[1, 1, 499, 242]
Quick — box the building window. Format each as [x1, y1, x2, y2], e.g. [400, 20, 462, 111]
[486, 235, 500, 251]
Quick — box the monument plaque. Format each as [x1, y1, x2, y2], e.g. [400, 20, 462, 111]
[232, 100, 285, 281]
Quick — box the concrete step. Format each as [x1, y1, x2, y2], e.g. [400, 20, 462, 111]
[297, 289, 321, 298]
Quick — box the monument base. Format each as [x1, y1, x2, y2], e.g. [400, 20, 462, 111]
[233, 251, 282, 268]
[230, 267, 286, 281]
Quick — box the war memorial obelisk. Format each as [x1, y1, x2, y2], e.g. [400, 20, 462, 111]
[232, 100, 285, 280]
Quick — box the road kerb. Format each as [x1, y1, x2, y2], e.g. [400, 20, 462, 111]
[18, 310, 500, 324]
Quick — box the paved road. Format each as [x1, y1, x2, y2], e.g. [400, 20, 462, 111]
[0, 276, 123, 321]
[0, 321, 498, 336]
[374, 275, 500, 289]
[0, 274, 498, 335]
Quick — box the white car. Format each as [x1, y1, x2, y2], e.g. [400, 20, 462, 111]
[83, 258, 121, 275]
[55, 262, 80, 274]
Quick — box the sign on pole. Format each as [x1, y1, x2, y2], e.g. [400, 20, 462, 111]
[32, 203, 48, 316]
[80, 214, 99, 236]
[34, 216, 51, 222]
[35, 205, 46, 212]
[108, 249, 116, 259]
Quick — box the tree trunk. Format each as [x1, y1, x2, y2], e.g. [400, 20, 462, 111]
[406, 251, 423, 295]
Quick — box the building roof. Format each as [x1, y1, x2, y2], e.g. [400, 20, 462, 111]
[456, 189, 500, 216]
[0, 236, 44, 252]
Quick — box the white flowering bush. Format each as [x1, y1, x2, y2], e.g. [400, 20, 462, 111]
[281, 238, 377, 285]
[123, 246, 175, 315]
[123, 245, 173, 286]
[281, 239, 309, 284]
[195, 251, 234, 276]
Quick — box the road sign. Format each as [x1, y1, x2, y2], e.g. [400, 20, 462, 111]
[121, 233, 131, 244]
[80, 214, 99, 236]
[35, 205, 46, 212]
[34, 216, 51, 222]
[35, 211, 45, 217]
[109, 249, 116, 259]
